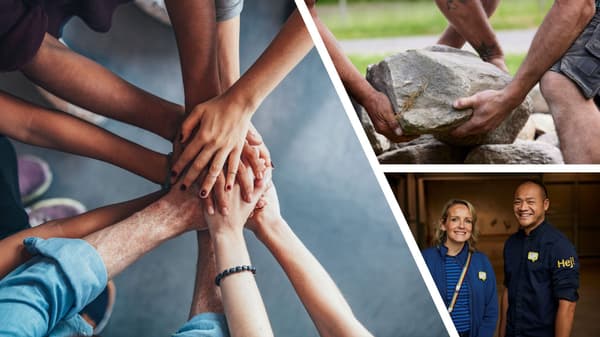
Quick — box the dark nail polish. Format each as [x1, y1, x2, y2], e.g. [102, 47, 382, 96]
[226, 185, 232, 191]
[171, 170, 177, 177]
[270, 161, 275, 169]
[200, 190, 207, 197]
[180, 184, 187, 191]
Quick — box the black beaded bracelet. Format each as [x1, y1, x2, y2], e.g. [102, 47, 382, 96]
[215, 265, 256, 286]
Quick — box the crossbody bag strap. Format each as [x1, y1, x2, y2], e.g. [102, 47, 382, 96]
[448, 251, 472, 313]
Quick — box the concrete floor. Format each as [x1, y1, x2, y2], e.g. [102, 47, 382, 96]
[0, 1, 448, 336]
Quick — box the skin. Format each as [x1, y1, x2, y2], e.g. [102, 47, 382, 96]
[441, 204, 473, 256]
[0, 91, 168, 185]
[171, 9, 314, 196]
[434, 0, 508, 72]
[512, 182, 549, 235]
[247, 186, 373, 337]
[451, 0, 596, 155]
[308, 5, 413, 142]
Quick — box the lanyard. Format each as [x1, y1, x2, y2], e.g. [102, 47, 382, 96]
[448, 251, 472, 313]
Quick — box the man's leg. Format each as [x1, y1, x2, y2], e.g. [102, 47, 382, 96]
[438, 0, 501, 48]
[540, 71, 600, 163]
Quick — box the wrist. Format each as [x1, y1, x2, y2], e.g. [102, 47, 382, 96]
[253, 217, 288, 244]
[503, 82, 529, 108]
[224, 83, 260, 116]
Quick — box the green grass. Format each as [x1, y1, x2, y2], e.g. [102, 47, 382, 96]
[318, 0, 551, 39]
[349, 52, 526, 76]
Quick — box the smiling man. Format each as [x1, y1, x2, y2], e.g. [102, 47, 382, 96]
[499, 180, 580, 337]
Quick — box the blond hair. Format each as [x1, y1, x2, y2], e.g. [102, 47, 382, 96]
[434, 199, 479, 251]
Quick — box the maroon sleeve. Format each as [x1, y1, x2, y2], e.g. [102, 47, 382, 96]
[0, 0, 48, 72]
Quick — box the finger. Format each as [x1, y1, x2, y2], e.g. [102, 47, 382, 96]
[250, 168, 272, 202]
[213, 171, 229, 215]
[180, 109, 204, 143]
[171, 134, 206, 181]
[237, 161, 254, 203]
[453, 95, 477, 109]
[246, 125, 263, 146]
[181, 145, 216, 191]
[257, 145, 272, 169]
[225, 145, 243, 192]
[250, 146, 265, 179]
[201, 190, 216, 216]
[451, 120, 478, 138]
[199, 149, 229, 198]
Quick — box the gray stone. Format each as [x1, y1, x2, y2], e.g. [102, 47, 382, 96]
[536, 132, 560, 148]
[353, 99, 391, 155]
[465, 140, 563, 164]
[378, 135, 469, 164]
[530, 113, 556, 136]
[366, 45, 532, 146]
[517, 116, 536, 141]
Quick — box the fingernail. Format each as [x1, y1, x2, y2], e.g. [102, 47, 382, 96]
[207, 205, 215, 215]
[226, 184, 232, 191]
[245, 194, 251, 202]
[257, 171, 263, 179]
[221, 207, 229, 216]
[200, 190, 207, 198]
[394, 126, 403, 136]
[180, 184, 187, 191]
[171, 170, 177, 178]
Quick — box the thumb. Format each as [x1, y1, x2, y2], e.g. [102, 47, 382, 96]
[453, 95, 476, 110]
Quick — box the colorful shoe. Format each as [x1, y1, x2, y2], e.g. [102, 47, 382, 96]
[26, 198, 86, 227]
[81, 280, 117, 334]
[18, 155, 53, 205]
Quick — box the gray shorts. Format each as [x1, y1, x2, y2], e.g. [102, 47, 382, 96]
[550, 10, 600, 99]
[216, 0, 244, 22]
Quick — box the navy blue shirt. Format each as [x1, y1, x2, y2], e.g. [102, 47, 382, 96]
[503, 221, 579, 337]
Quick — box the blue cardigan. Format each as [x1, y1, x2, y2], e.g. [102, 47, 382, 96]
[422, 245, 498, 337]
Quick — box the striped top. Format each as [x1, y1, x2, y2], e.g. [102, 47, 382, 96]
[446, 255, 471, 333]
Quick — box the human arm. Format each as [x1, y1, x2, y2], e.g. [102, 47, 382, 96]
[434, 0, 507, 72]
[248, 186, 373, 337]
[171, 9, 313, 195]
[0, 190, 163, 279]
[498, 287, 508, 337]
[555, 299, 576, 337]
[204, 169, 274, 337]
[0, 91, 169, 185]
[478, 257, 499, 337]
[20, 33, 183, 141]
[451, 0, 595, 137]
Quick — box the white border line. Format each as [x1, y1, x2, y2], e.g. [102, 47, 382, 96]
[381, 164, 600, 173]
[294, 2, 458, 336]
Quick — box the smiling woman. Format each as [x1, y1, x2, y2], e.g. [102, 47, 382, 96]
[421, 199, 498, 337]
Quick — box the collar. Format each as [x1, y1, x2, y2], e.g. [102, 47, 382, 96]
[519, 219, 548, 237]
[438, 243, 470, 265]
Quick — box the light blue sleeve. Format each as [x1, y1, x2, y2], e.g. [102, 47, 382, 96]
[172, 312, 230, 337]
[0, 237, 107, 337]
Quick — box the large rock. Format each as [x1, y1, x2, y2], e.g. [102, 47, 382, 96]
[465, 140, 563, 164]
[517, 117, 536, 141]
[366, 45, 533, 146]
[530, 113, 556, 135]
[536, 132, 560, 148]
[378, 135, 469, 164]
[530, 84, 550, 114]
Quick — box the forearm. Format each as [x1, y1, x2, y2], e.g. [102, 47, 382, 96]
[506, 0, 595, 100]
[0, 91, 168, 184]
[211, 229, 273, 337]
[311, 6, 376, 106]
[85, 191, 200, 279]
[189, 231, 223, 318]
[0, 190, 163, 279]
[225, 9, 313, 113]
[256, 219, 372, 337]
[434, 0, 502, 60]
[555, 299, 576, 337]
[165, 0, 221, 110]
[21, 34, 182, 140]
[217, 18, 241, 91]
[498, 288, 508, 337]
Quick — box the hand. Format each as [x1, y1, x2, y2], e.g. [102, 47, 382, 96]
[171, 92, 253, 197]
[163, 179, 208, 232]
[362, 90, 416, 143]
[486, 56, 509, 74]
[450, 89, 521, 137]
[246, 184, 282, 239]
[204, 168, 272, 235]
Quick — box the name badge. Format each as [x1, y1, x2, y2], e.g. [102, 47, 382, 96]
[528, 251, 539, 262]
[478, 271, 487, 281]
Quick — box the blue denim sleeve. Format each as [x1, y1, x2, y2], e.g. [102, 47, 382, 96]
[172, 312, 230, 337]
[0, 237, 107, 337]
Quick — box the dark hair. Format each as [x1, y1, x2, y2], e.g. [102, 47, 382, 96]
[517, 179, 549, 199]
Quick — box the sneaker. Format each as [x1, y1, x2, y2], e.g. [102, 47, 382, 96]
[81, 280, 117, 334]
[26, 198, 86, 227]
[18, 155, 53, 205]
